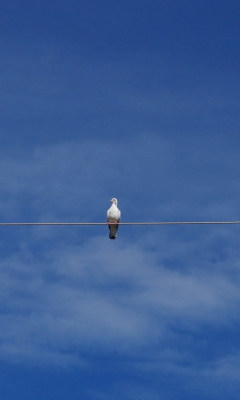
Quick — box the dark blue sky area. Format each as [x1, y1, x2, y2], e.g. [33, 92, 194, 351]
[1, 1, 239, 148]
[1, 1, 239, 59]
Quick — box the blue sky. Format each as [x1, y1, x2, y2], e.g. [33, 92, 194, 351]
[0, 1, 240, 399]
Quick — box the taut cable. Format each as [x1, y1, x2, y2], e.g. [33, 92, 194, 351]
[0, 221, 240, 226]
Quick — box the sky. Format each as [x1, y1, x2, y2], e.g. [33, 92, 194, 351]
[0, 0, 240, 399]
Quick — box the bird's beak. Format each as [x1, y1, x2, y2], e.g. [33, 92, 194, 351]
[110, 199, 113, 202]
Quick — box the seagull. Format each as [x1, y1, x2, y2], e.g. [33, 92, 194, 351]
[107, 198, 121, 239]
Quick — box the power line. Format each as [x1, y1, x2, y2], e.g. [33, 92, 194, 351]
[0, 221, 240, 226]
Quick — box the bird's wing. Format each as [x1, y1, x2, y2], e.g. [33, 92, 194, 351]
[118, 209, 121, 221]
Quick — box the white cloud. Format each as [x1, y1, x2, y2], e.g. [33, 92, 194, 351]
[0, 229, 240, 369]
[0, 136, 240, 395]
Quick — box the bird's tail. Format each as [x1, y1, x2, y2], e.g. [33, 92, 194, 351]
[108, 222, 119, 240]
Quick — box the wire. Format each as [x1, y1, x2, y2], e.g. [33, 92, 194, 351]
[0, 221, 240, 226]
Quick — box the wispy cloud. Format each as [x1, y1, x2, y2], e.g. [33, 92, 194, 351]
[1, 222, 240, 372]
[0, 119, 240, 400]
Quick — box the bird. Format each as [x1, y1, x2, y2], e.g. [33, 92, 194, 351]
[107, 198, 121, 239]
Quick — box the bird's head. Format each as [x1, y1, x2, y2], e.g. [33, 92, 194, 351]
[110, 198, 118, 206]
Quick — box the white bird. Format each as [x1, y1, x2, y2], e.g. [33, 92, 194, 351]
[107, 198, 121, 239]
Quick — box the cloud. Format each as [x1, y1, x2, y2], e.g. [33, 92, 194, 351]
[0, 227, 240, 369]
[1, 132, 239, 225]
[0, 136, 173, 223]
[0, 134, 239, 400]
